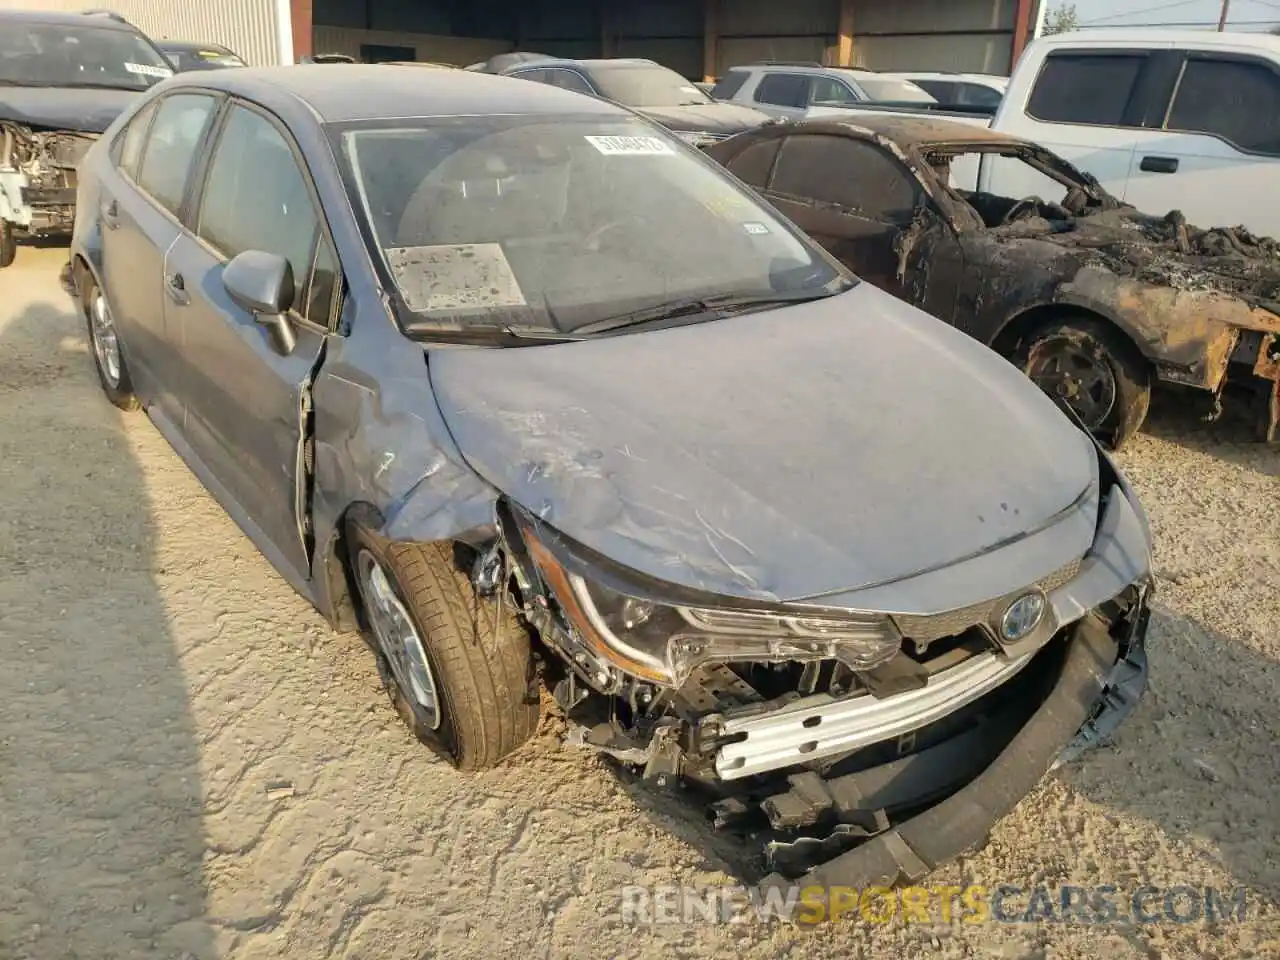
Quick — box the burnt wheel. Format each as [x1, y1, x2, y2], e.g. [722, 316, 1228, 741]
[1016, 316, 1150, 450]
[81, 273, 140, 411]
[0, 219, 15, 268]
[347, 529, 539, 770]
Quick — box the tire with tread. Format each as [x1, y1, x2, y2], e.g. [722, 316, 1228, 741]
[1014, 314, 1150, 451]
[0, 219, 16, 268]
[349, 529, 539, 770]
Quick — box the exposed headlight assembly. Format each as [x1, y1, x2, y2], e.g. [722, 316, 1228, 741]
[523, 528, 901, 687]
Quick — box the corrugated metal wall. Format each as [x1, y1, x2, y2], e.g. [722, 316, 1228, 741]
[852, 0, 1016, 73]
[613, 0, 702, 77]
[0, 0, 288, 66]
[311, 26, 511, 64]
[717, 0, 836, 76]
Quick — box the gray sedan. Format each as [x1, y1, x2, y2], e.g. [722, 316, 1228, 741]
[65, 65, 1151, 888]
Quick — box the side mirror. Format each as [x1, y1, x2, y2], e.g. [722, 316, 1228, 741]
[223, 250, 297, 354]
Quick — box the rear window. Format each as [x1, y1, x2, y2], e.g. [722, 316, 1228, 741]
[854, 76, 935, 103]
[754, 73, 809, 108]
[710, 70, 748, 100]
[1166, 56, 1280, 155]
[1027, 53, 1144, 126]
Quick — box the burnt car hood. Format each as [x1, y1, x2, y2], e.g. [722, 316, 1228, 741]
[636, 102, 771, 134]
[0, 86, 139, 134]
[428, 284, 1097, 604]
[1003, 207, 1280, 305]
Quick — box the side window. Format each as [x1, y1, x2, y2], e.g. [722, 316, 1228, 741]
[959, 83, 1003, 109]
[304, 234, 340, 328]
[1166, 57, 1280, 155]
[912, 79, 952, 103]
[551, 69, 594, 95]
[710, 70, 748, 100]
[809, 77, 859, 105]
[135, 93, 217, 214]
[771, 135, 920, 223]
[114, 100, 157, 177]
[754, 73, 809, 108]
[512, 68, 550, 84]
[725, 139, 782, 188]
[1027, 53, 1145, 126]
[197, 105, 321, 312]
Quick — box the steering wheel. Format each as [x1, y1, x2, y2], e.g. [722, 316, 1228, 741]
[1000, 196, 1045, 226]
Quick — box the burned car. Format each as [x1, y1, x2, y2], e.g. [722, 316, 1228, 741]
[0, 9, 173, 267]
[67, 66, 1151, 888]
[708, 117, 1280, 447]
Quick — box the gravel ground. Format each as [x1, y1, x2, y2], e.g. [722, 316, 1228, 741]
[1, 247, 1277, 960]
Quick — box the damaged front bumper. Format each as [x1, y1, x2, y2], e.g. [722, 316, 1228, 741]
[0, 123, 96, 237]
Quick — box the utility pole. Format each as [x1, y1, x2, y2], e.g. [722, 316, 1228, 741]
[1218, 0, 1230, 31]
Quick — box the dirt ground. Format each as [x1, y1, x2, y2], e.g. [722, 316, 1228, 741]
[0, 246, 1277, 960]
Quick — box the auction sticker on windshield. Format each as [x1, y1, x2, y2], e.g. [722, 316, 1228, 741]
[125, 62, 173, 78]
[585, 135, 675, 156]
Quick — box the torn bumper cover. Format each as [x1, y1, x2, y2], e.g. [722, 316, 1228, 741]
[757, 608, 1147, 893]
[0, 123, 96, 236]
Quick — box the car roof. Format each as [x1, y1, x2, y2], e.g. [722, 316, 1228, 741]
[1039, 28, 1280, 51]
[165, 64, 632, 122]
[787, 114, 1027, 149]
[0, 8, 138, 30]
[505, 57, 661, 72]
[884, 71, 1008, 87]
[731, 64, 880, 80]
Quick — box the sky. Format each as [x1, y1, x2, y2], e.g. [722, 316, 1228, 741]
[1065, 0, 1280, 32]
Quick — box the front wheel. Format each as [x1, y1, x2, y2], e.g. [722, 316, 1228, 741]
[348, 530, 540, 770]
[1015, 316, 1150, 450]
[81, 274, 140, 411]
[0, 219, 16, 268]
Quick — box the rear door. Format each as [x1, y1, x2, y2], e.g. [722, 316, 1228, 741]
[984, 48, 1159, 202]
[1122, 52, 1280, 235]
[163, 101, 340, 582]
[99, 91, 219, 426]
[762, 133, 925, 300]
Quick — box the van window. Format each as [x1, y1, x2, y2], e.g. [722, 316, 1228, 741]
[754, 73, 809, 108]
[1027, 53, 1144, 126]
[1166, 57, 1280, 155]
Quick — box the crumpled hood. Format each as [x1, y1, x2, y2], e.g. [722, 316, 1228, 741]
[637, 101, 771, 134]
[0, 86, 139, 134]
[429, 283, 1097, 603]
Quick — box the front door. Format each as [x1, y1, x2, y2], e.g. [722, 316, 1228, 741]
[764, 133, 927, 301]
[99, 92, 219, 423]
[165, 102, 339, 582]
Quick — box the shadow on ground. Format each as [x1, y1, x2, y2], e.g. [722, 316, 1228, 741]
[0, 285, 214, 957]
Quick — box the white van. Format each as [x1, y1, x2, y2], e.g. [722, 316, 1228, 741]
[983, 30, 1280, 237]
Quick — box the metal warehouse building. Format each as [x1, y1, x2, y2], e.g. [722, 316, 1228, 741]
[0, 0, 1047, 78]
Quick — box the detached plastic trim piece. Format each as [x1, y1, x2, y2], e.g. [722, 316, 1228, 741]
[756, 614, 1121, 893]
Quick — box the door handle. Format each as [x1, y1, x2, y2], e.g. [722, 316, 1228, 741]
[102, 198, 119, 229]
[1139, 155, 1179, 174]
[164, 271, 189, 306]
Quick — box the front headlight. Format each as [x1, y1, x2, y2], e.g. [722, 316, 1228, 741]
[567, 573, 902, 687]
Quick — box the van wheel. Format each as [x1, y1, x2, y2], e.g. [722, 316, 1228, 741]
[0, 220, 16, 268]
[1015, 316, 1150, 451]
[82, 274, 140, 411]
[348, 530, 539, 770]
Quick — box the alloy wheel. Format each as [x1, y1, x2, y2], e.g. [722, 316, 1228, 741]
[1026, 338, 1117, 430]
[355, 549, 442, 729]
[89, 291, 122, 387]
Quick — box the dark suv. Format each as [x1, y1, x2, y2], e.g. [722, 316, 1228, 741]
[0, 9, 172, 267]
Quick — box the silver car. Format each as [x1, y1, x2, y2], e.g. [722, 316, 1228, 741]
[64, 64, 1151, 890]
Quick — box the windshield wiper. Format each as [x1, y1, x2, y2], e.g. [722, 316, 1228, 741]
[403, 318, 585, 346]
[574, 287, 847, 336]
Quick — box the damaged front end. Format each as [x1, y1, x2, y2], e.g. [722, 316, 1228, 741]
[0, 121, 96, 238]
[475, 467, 1152, 886]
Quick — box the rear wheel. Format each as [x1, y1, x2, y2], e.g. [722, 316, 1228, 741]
[348, 529, 539, 770]
[0, 220, 16, 268]
[1015, 316, 1150, 450]
[82, 274, 140, 411]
